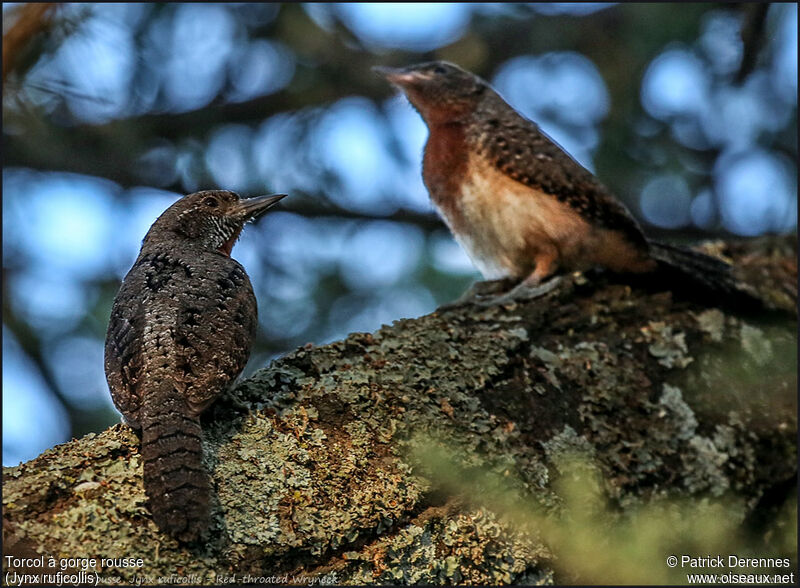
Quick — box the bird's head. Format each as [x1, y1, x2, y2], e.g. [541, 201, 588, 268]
[143, 190, 286, 255]
[373, 61, 488, 125]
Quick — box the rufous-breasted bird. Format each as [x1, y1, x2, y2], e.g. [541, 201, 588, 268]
[105, 190, 285, 542]
[375, 61, 757, 306]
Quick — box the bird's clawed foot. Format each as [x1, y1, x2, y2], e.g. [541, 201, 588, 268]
[473, 275, 563, 307]
[440, 275, 563, 310]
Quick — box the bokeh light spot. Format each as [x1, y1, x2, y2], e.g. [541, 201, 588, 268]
[335, 3, 470, 51]
[639, 174, 693, 229]
[339, 221, 424, 290]
[641, 48, 709, 119]
[715, 149, 797, 236]
[3, 329, 70, 466]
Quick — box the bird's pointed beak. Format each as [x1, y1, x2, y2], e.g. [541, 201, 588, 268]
[372, 65, 430, 87]
[234, 193, 287, 221]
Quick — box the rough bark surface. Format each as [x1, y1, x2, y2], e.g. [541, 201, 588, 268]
[3, 236, 796, 585]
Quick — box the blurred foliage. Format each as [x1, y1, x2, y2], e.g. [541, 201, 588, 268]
[409, 437, 797, 585]
[2, 3, 797, 465]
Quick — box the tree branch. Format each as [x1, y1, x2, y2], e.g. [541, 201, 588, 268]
[2, 238, 796, 583]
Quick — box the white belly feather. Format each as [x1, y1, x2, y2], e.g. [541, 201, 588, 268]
[432, 157, 594, 279]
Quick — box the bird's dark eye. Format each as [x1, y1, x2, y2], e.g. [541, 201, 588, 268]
[433, 65, 447, 74]
[204, 197, 218, 208]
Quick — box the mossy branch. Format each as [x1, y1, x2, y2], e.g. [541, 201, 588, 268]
[3, 236, 796, 585]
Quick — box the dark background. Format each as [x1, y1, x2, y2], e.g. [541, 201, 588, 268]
[3, 3, 797, 466]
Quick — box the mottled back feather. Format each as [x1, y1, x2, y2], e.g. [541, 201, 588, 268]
[470, 92, 650, 252]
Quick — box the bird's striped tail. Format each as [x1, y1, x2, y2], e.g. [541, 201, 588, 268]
[648, 240, 764, 310]
[140, 380, 210, 543]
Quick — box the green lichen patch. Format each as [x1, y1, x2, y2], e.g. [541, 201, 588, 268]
[693, 308, 726, 342]
[337, 507, 552, 585]
[210, 406, 424, 563]
[643, 321, 693, 369]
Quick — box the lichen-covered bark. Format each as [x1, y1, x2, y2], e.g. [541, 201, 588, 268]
[3, 236, 796, 585]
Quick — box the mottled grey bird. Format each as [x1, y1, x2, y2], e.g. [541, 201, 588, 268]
[104, 189, 285, 542]
[375, 61, 757, 306]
